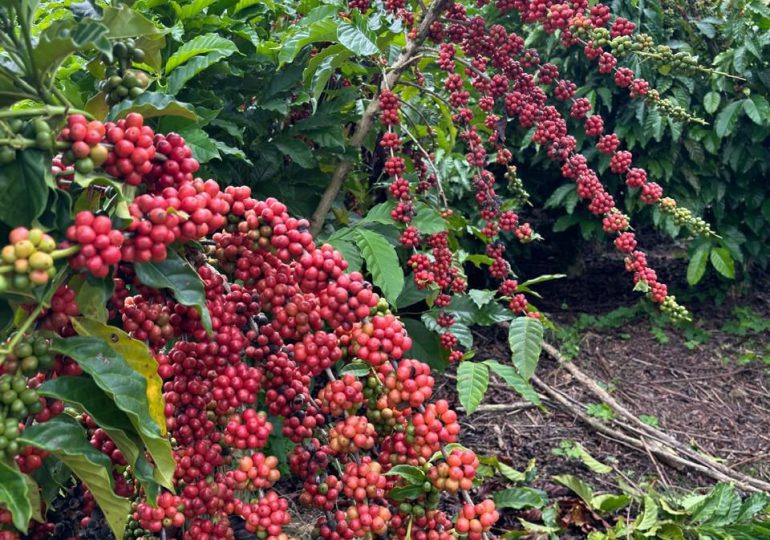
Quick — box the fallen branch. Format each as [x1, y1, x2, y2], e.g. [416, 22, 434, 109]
[309, 0, 450, 235]
[530, 373, 768, 493]
[541, 342, 770, 493]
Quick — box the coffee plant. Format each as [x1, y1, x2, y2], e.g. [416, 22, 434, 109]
[0, 0, 734, 538]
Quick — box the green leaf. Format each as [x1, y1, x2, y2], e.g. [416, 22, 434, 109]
[101, 5, 165, 39]
[39, 376, 141, 466]
[715, 101, 743, 137]
[468, 289, 496, 309]
[337, 15, 379, 56]
[710, 247, 735, 279]
[172, 0, 218, 19]
[401, 318, 445, 370]
[0, 149, 51, 228]
[412, 203, 447, 234]
[570, 443, 612, 474]
[108, 92, 198, 121]
[395, 278, 431, 309]
[33, 19, 111, 75]
[388, 484, 425, 501]
[360, 201, 396, 225]
[743, 95, 770, 125]
[274, 139, 316, 169]
[134, 250, 212, 333]
[385, 465, 426, 485]
[553, 474, 594, 505]
[279, 20, 339, 65]
[338, 361, 371, 377]
[20, 417, 131, 538]
[494, 487, 547, 510]
[456, 362, 489, 415]
[355, 228, 404, 304]
[0, 461, 32, 532]
[592, 494, 632, 513]
[178, 127, 220, 163]
[166, 33, 238, 73]
[687, 244, 710, 285]
[508, 317, 544, 381]
[167, 49, 237, 95]
[703, 92, 722, 114]
[637, 495, 660, 531]
[70, 318, 167, 437]
[51, 336, 174, 490]
[484, 360, 541, 405]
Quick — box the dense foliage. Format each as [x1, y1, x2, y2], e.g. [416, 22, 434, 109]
[0, 0, 763, 539]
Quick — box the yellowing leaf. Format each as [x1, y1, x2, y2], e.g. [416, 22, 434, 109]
[71, 318, 166, 436]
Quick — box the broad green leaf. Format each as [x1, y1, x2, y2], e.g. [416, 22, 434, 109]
[101, 5, 165, 38]
[385, 465, 426, 485]
[388, 484, 425, 501]
[337, 15, 379, 56]
[20, 417, 131, 538]
[23, 473, 41, 524]
[167, 50, 237, 95]
[274, 139, 316, 169]
[494, 487, 547, 510]
[355, 229, 404, 304]
[166, 33, 238, 73]
[51, 336, 174, 491]
[108, 92, 198, 121]
[637, 495, 660, 531]
[172, 0, 218, 19]
[134, 250, 212, 333]
[710, 247, 735, 279]
[412, 203, 447, 234]
[456, 361, 489, 415]
[715, 101, 743, 137]
[508, 317, 544, 381]
[687, 244, 710, 285]
[570, 443, 612, 474]
[743, 95, 770, 125]
[338, 361, 371, 377]
[703, 91, 721, 114]
[0, 461, 32, 532]
[468, 289, 496, 308]
[279, 19, 339, 65]
[70, 317, 167, 437]
[0, 149, 51, 228]
[84, 92, 110, 121]
[553, 474, 594, 506]
[517, 274, 567, 289]
[592, 494, 631, 513]
[178, 127, 220, 163]
[72, 276, 111, 323]
[484, 360, 541, 405]
[39, 376, 141, 466]
[360, 201, 396, 225]
[33, 19, 111, 75]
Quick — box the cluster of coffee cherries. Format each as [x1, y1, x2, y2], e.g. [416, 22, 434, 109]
[99, 39, 150, 105]
[0, 117, 57, 165]
[0, 374, 39, 459]
[0, 227, 58, 291]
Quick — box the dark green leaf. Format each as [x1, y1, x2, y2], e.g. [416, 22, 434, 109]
[743, 95, 770, 125]
[412, 203, 447, 234]
[401, 318, 445, 371]
[387, 484, 426, 501]
[592, 494, 631, 513]
[456, 361, 489, 414]
[134, 250, 212, 333]
[274, 139, 316, 169]
[34, 20, 111, 74]
[101, 5, 165, 39]
[0, 461, 32, 532]
[508, 317, 544, 381]
[108, 92, 198, 121]
[167, 48, 237, 95]
[355, 229, 404, 304]
[715, 101, 743, 137]
[0, 149, 51, 227]
[20, 416, 130, 538]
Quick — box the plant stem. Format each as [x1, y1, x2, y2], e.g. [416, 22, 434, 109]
[50, 245, 81, 260]
[0, 106, 92, 120]
[309, 0, 452, 235]
[0, 303, 45, 362]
